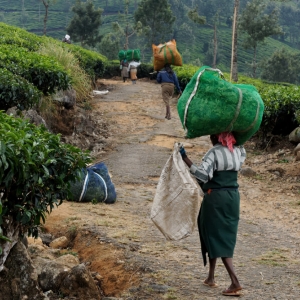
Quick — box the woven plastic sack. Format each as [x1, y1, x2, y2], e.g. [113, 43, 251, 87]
[152, 39, 182, 71]
[151, 143, 202, 241]
[177, 66, 264, 145]
[118, 50, 127, 61]
[69, 162, 117, 204]
[126, 49, 141, 61]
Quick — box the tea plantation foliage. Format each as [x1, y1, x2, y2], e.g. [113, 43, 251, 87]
[0, 23, 101, 255]
[0, 22, 107, 110]
[0, 112, 91, 256]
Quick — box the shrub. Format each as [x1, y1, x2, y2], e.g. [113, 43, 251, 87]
[102, 60, 121, 78]
[64, 44, 107, 82]
[0, 112, 91, 268]
[174, 64, 200, 90]
[0, 22, 44, 51]
[0, 68, 41, 111]
[38, 43, 93, 102]
[0, 45, 71, 94]
[138, 63, 154, 78]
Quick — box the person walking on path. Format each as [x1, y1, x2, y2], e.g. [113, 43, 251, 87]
[156, 64, 182, 120]
[128, 60, 140, 84]
[120, 59, 129, 82]
[180, 132, 246, 297]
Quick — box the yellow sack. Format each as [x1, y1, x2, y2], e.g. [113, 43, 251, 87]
[152, 39, 182, 71]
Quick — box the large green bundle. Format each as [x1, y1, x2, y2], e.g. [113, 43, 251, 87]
[177, 66, 264, 145]
[118, 50, 127, 61]
[126, 49, 140, 61]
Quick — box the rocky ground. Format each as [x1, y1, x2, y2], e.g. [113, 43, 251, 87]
[38, 78, 300, 299]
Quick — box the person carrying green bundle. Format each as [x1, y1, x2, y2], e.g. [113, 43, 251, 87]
[180, 132, 246, 297]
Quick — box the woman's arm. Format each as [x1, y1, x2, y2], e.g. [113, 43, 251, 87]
[180, 146, 215, 184]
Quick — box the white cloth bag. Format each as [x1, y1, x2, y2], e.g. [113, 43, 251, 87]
[151, 143, 203, 240]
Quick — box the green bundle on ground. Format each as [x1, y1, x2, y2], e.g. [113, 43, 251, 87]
[177, 66, 264, 145]
[126, 49, 140, 61]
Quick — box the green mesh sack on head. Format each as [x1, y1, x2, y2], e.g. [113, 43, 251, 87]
[177, 66, 264, 145]
[118, 50, 127, 61]
[126, 49, 141, 61]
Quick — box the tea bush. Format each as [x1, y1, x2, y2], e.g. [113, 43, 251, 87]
[0, 68, 41, 111]
[0, 45, 70, 94]
[0, 22, 43, 51]
[0, 112, 91, 241]
[64, 44, 107, 81]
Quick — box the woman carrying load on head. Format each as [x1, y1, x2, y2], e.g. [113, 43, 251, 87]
[180, 132, 246, 297]
[120, 59, 129, 82]
[156, 63, 182, 120]
[128, 60, 141, 84]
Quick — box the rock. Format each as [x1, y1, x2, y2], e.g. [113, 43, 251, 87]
[289, 127, 300, 143]
[147, 284, 171, 293]
[49, 236, 69, 249]
[240, 167, 256, 177]
[39, 233, 53, 246]
[6, 107, 49, 130]
[266, 167, 285, 177]
[55, 254, 80, 268]
[23, 109, 49, 129]
[53, 89, 76, 109]
[27, 237, 44, 246]
[0, 241, 45, 300]
[60, 263, 100, 300]
[38, 261, 70, 291]
[293, 143, 300, 160]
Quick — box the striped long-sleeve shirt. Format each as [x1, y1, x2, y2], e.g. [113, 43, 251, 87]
[190, 143, 246, 184]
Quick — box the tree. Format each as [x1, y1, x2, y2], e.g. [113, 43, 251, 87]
[239, 0, 283, 78]
[67, 0, 103, 47]
[111, 0, 142, 50]
[40, 0, 57, 35]
[261, 48, 300, 84]
[169, 0, 193, 41]
[188, 6, 222, 68]
[134, 0, 175, 45]
[230, 0, 240, 82]
[98, 33, 120, 60]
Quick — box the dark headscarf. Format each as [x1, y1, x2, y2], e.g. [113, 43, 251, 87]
[164, 63, 173, 74]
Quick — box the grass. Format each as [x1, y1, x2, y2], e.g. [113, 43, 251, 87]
[38, 42, 93, 102]
[255, 248, 290, 266]
[277, 159, 290, 163]
[56, 250, 78, 257]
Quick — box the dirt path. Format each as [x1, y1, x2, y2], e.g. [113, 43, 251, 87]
[45, 78, 300, 300]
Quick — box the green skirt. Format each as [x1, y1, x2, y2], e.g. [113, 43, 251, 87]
[198, 171, 240, 266]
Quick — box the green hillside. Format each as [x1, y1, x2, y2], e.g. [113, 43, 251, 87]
[1, 0, 300, 76]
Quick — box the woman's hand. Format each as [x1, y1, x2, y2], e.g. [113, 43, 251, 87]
[179, 146, 187, 158]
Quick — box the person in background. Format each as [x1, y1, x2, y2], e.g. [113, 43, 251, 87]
[120, 59, 129, 83]
[180, 132, 246, 297]
[128, 60, 140, 84]
[62, 34, 71, 44]
[156, 63, 182, 120]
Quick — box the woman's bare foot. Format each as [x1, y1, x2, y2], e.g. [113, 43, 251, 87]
[222, 284, 242, 296]
[203, 278, 218, 288]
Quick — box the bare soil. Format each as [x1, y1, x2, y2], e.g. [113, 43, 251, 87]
[44, 78, 300, 300]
